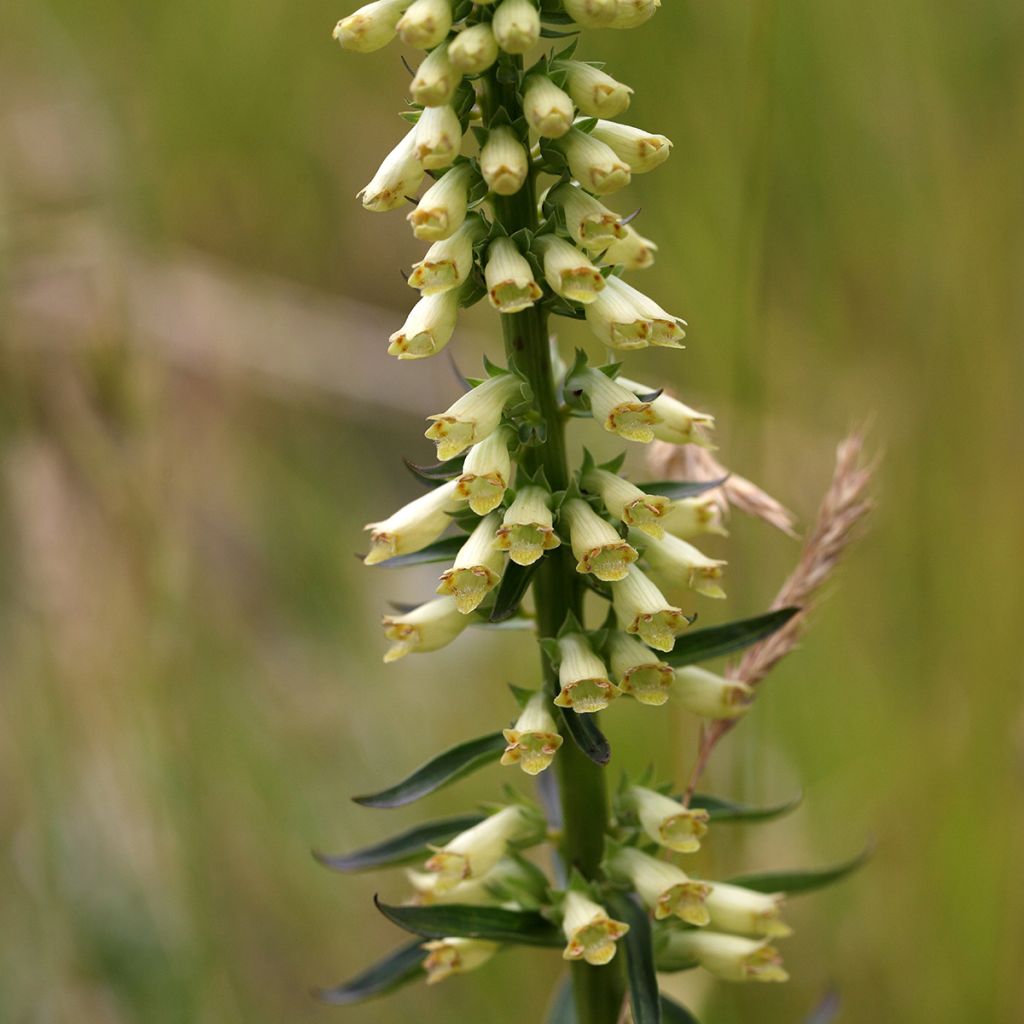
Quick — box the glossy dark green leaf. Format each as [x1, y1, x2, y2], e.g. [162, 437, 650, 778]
[353, 733, 507, 809]
[314, 940, 426, 1005]
[490, 561, 538, 622]
[660, 995, 702, 1024]
[403, 456, 465, 484]
[729, 842, 872, 895]
[546, 977, 577, 1023]
[560, 707, 611, 766]
[608, 894, 660, 1024]
[314, 814, 484, 872]
[664, 607, 800, 667]
[634, 477, 728, 499]
[365, 535, 465, 568]
[374, 897, 563, 947]
[689, 791, 802, 823]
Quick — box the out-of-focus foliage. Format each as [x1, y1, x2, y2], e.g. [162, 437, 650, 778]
[1, 1, 1022, 1022]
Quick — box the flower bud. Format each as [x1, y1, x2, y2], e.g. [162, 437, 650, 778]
[629, 785, 710, 853]
[705, 883, 791, 938]
[634, 529, 726, 599]
[534, 235, 605, 304]
[606, 631, 673, 705]
[673, 665, 752, 719]
[561, 891, 629, 966]
[408, 213, 486, 294]
[522, 75, 575, 139]
[584, 279, 650, 350]
[609, 845, 710, 924]
[410, 44, 462, 107]
[553, 126, 631, 195]
[333, 0, 409, 53]
[609, 0, 660, 30]
[602, 278, 685, 347]
[561, 498, 638, 582]
[479, 126, 529, 196]
[501, 692, 564, 775]
[387, 288, 461, 359]
[396, 0, 452, 49]
[364, 478, 460, 564]
[612, 566, 689, 652]
[581, 466, 671, 538]
[567, 367, 661, 443]
[358, 128, 426, 212]
[409, 855, 546, 905]
[381, 595, 471, 662]
[414, 104, 463, 169]
[554, 632, 620, 713]
[425, 372, 522, 460]
[562, 60, 633, 118]
[484, 237, 543, 313]
[562, 0, 619, 28]
[662, 496, 728, 539]
[407, 162, 474, 241]
[448, 24, 499, 73]
[455, 426, 513, 514]
[547, 183, 626, 250]
[618, 377, 715, 447]
[604, 224, 657, 269]
[495, 485, 561, 565]
[436, 514, 505, 613]
[591, 119, 672, 173]
[658, 930, 788, 984]
[491, 0, 541, 54]
[423, 938, 500, 984]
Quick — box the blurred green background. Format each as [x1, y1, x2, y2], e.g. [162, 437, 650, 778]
[2, 1, 1022, 1022]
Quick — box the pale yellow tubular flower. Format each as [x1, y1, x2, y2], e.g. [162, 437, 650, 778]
[480, 126, 529, 196]
[358, 128, 426, 212]
[618, 377, 715, 447]
[705, 883, 792, 939]
[500, 692, 564, 775]
[633, 527, 727, 599]
[414, 104, 463, 170]
[612, 565, 689, 652]
[381, 595, 470, 662]
[604, 277, 685, 347]
[333, 0, 409, 53]
[584, 279, 651, 350]
[522, 75, 575, 139]
[406, 869, 497, 905]
[561, 60, 633, 118]
[658, 930, 789, 984]
[491, 0, 541, 54]
[387, 288, 461, 359]
[448, 23, 500, 73]
[581, 465, 671, 538]
[408, 214, 487, 295]
[423, 938, 501, 984]
[455, 425, 513, 514]
[485, 237, 543, 313]
[554, 632, 620, 713]
[562, 0, 619, 28]
[662, 496, 728, 539]
[436, 513, 505, 613]
[494, 485, 561, 565]
[569, 367, 661, 443]
[364, 478, 460, 565]
[609, 845, 711, 924]
[609, 0, 661, 30]
[396, 0, 452, 48]
[561, 891, 629, 966]
[424, 372, 522, 460]
[534, 234, 605, 304]
[604, 223, 657, 269]
[591, 119, 672, 173]
[553, 126, 631, 195]
[407, 162, 474, 241]
[548, 183, 626, 251]
[630, 784, 710, 854]
[606, 630, 673, 705]
[673, 665, 753, 719]
[410, 43, 462, 107]
[561, 498, 638, 582]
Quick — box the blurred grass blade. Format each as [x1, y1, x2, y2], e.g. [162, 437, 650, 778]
[374, 897, 563, 946]
[364, 536, 464, 568]
[689, 791, 802, 823]
[546, 977, 577, 1023]
[806, 990, 841, 1024]
[314, 940, 426, 1005]
[314, 814, 484, 872]
[729, 842, 873, 894]
[560, 707, 611, 765]
[490, 561, 538, 622]
[660, 995, 702, 1023]
[665, 607, 799, 667]
[634, 477, 728, 499]
[353, 733, 507, 808]
[608, 894, 660, 1024]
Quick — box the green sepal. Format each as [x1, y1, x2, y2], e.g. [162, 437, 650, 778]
[633, 477, 728, 500]
[482, 352, 508, 377]
[600, 451, 628, 474]
[362, 535, 465, 568]
[314, 940, 427, 1006]
[489, 560, 538, 622]
[403, 455, 466, 484]
[374, 897, 564, 947]
[559, 705, 611, 765]
[545, 295, 587, 321]
[663, 607, 800, 667]
[509, 226, 535, 252]
[451, 0, 474, 21]
[608, 893, 661, 1024]
[574, 116, 598, 134]
[539, 637, 561, 666]
[688, 791, 803, 823]
[507, 683, 537, 710]
[728, 842, 873, 895]
[550, 38, 579, 61]
[399, 108, 422, 125]
[556, 609, 586, 638]
[548, 67, 569, 90]
[486, 853, 553, 909]
[539, 26, 580, 38]
[598, 361, 622, 379]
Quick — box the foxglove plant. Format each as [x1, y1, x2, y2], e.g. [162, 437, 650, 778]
[320, 4, 874, 1022]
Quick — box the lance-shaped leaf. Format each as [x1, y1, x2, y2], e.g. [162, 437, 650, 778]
[608, 893, 660, 1024]
[314, 814, 484, 872]
[364, 535, 465, 568]
[315, 940, 426, 1005]
[404, 456, 466, 484]
[660, 996, 702, 1024]
[490, 561, 538, 622]
[353, 733, 507, 809]
[560, 706, 611, 766]
[689, 791, 802, 823]
[374, 897, 563, 947]
[664, 607, 800, 668]
[634, 477, 729, 500]
[728, 842, 873, 895]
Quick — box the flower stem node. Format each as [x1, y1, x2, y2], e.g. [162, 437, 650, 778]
[358, 129, 426, 212]
[501, 693, 564, 774]
[422, 938, 500, 984]
[480, 126, 530, 196]
[612, 566, 690, 651]
[554, 632, 620, 713]
[562, 0, 619, 28]
[568, 367, 660, 443]
[705, 883, 792, 938]
[425, 372, 523, 460]
[658, 930, 789, 984]
[630, 785, 710, 853]
[609, 845, 710, 924]
[495, 485, 561, 565]
[562, 498, 638, 582]
[553, 127, 632, 195]
[409, 214, 487, 295]
[455, 426, 513, 514]
[634, 529, 727, 599]
[414, 104, 463, 170]
[534, 235, 605, 304]
[407, 162, 474, 241]
[364, 478, 460, 564]
[448, 24, 500, 73]
[561, 60, 633, 118]
[491, 0, 541, 54]
[591, 120, 672, 173]
[396, 0, 453, 49]
[607, 631, 673, 705]
[582, 466, 671, 538]
[674, 666, 753, 719]
[333, 0, 409, 53]
[561, 891, 629, 966]
[548, 183, 626, 250]
[410, 44, 462, 107]
[485, 238, 543, 313]
[436, 514, 505, 613]
[388, 288, 461, 359]
[522, 75, 575, 139]
[381, 595, 470, 661]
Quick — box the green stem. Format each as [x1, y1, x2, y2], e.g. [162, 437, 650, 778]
[481, 58, 624, 1024]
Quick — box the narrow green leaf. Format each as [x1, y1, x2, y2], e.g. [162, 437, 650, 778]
[314, 814, 484, 872]
[403, 456, 465, 484]
[664, 607, 800, 667]
[608, 894, 660, 1024]
[728, 842, 872, 895]
[689, 791, 802, 823]
[353, 733, 507, 809]
[660, 996, 702, 1024]
[490, 561, 538, 622]
[560, 707, 611, 766]
[546, 977, 577, 1023]
[374, 897, 563, 947]
[314, 940, 426, 1005]
[634, 477, 728, 499]
[365, 535, 465, 568]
